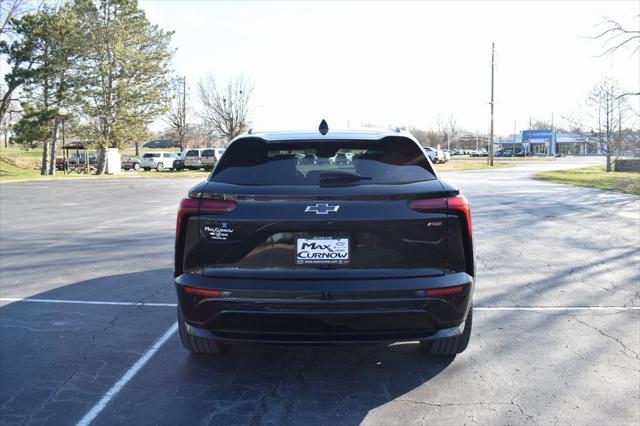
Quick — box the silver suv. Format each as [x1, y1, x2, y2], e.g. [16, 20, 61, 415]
[141, 152, 177, 171]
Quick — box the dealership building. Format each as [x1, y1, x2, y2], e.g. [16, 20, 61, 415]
[495, 129, 597, 156]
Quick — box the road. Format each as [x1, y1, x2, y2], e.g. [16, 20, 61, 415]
[1, 157, 638, 425]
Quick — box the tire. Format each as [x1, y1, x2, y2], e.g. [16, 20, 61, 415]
[143, 167, 150, 171]
[421, 306, 472, 355]
[133, 163, 140, 171]
[178, 307, 225, 354]
[156, 162, 164, 172]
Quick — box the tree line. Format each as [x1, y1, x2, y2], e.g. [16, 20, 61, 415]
[0, 0, 254, 175]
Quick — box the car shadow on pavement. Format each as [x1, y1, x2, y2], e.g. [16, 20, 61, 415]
[1, 269, 456, 426]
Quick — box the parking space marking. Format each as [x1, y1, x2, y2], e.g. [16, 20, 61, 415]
[475, 306, 640, 311]
[0, 297, 177, 307]
[2, 297, 638, 311]
[76, 322, 179, 426]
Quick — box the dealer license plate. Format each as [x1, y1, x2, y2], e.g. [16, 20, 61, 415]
[296, 237, 350, 265]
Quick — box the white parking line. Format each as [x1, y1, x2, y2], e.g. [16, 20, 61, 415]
[0, 297, 177, 307]
[76, 322, 178, 426]
[475, 306, 640, 311]
[1, 297, 638, 311]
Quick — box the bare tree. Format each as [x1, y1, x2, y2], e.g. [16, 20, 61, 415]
[164, 76, 189, 151]
[437, 114, 458, 150]
[0, 0, 33, 38]
[198, 74, 252, 142]
[593, 15, 640, 98]
[409, 127, 441, 148]
[577, 77, 632, 171]
[0, 100, 20, 147]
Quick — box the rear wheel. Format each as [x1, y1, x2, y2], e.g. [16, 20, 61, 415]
[421, 306, 472, 355]
[133, 162, 140, 171]
[178, 307, 226, 354]
[156, 162, 164, 172]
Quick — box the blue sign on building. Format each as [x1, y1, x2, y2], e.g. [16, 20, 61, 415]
[522, 129, 555, 155]
[522, 129, 552, 141]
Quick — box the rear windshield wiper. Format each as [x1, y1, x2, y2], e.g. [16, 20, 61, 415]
[318, 172, 372, 186]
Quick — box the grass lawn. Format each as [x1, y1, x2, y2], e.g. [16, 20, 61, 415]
[0, 146, 210, 182]
[536, 165, 640, 196]
[436, 160, 511, 172]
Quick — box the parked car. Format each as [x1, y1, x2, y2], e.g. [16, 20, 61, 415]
[184, 149, 204, 170]
[175, 126, 475, 356]
[122, 156, 141, 171]
[140, 152, 177, 171]
[442, 149, 451, 162]
[424, 146, 446, 163]
[471, 149, 488, 157]
[213, 148, 225, 159]
[299, 153, 316, 165]
[173, 151, 186, 171]
[55, 157, 67, 171]
[66, 153, 97, 165]
[334, 153, 350, 166]
[201, 149, 218, 171]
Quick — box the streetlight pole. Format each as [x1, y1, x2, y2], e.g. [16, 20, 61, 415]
[489, 42, 495, 167]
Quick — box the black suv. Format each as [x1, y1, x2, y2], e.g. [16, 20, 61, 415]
[174, 125, 475, 355]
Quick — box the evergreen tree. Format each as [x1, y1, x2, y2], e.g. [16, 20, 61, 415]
[74, 0, 174, 174]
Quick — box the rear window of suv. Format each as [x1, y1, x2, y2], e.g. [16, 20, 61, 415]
[211, 136, 436, 186]
[186, 150, 200, 157]
[202, 149, 216, 157]
[142, 153, 160, 158]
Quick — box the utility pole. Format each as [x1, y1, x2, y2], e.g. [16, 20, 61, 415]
[513, 120, 516, 156]
[528, 116, 532, 156]
[489, 42, 495, 166]
[550, 112, 555, 157]
[181, 76, 187, 152]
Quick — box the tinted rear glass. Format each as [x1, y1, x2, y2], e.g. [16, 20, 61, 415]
[202, 150, 216, 156]
[211, 136, 436, 186]
[143, 153, 160, 158]
[186, 150, 199, 156]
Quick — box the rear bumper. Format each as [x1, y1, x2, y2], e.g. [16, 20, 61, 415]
[175, 272, 473, 344]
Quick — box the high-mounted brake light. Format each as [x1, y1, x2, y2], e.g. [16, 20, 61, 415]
[183, 286, 221, 297]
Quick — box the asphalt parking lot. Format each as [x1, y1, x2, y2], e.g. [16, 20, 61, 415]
[1, 157, 638, 425]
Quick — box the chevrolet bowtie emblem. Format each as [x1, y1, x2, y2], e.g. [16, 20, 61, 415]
[304, 203, 340, 214]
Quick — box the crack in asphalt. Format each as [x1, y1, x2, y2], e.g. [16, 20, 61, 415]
[569, 316, 640, 360]
[394, 398, 536, 423]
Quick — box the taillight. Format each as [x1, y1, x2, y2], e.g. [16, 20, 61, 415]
[447, 195, 472, 239]
[408, 195, 472, 240]
[176, 198, 199, 239]
[408, 198, 447, 211]
[176, 197, 237, 239]
[199, 199, 237, 214]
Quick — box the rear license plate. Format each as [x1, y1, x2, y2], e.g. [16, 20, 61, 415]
[296, 237, 350, 265]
